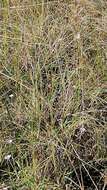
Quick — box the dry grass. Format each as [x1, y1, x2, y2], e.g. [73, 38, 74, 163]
[0, 0, 107, 189]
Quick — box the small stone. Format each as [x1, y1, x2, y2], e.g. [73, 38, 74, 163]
[80, 126, 86, 134]
[2, 187, 8, 190]
[75, 33, 80, 40]
[9, 94, 14, 98]
[4, 154, 12, 161]
[6, 139, 13, 144]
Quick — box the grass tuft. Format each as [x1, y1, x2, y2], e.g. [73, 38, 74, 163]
[0, 0, 107, 189]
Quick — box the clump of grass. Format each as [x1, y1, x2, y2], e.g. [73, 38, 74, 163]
[0, 0, 107, 189]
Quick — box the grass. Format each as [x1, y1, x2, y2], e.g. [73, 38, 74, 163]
[0, 0, 107, 189]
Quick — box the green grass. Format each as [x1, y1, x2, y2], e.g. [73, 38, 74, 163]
[0, 0, 107, 189]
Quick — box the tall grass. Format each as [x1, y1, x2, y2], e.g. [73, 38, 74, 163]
[0, 0, 107, 189]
